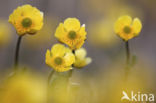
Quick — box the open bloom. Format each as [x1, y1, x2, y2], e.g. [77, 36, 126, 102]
[9, 4, 43, 36]
[114, 15, 142, 41]
[74, 48, 92, 68]
[55, 18, 87, 50]
[45, 44, 75, 72]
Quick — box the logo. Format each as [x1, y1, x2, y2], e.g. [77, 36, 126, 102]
[121, 91, 155, 102]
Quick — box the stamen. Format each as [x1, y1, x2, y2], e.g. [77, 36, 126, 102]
[123, 26, 131, 34]
[22, 18, 32, 28]
[54, 57, 63, 65]
[68, 31, 77, 39]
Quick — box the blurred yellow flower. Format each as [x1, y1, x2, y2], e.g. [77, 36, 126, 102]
[88, 18, 120, 48]
[55, 18, 86, 50]
[0, 20, 11, 47]
[0, 74, 46, 103]
[9, 4, 44, 36]
[74, 48, 92, 68]
[45, 44, 75, 72]
[114, 15, 142, 41]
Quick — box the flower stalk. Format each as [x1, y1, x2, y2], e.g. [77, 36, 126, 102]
[48, 70, 55, 86]
[47, 70, 55, 103]
[70, 50, 75, 78]
[125, 41, 130, 66]
[124, 41, 131, 80]
[14, 36, 23, 71]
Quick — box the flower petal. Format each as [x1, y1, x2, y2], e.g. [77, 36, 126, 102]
[64, 18, 80, 31]
[51, 44, 66, 56]
[132, 18, 142, 36]
[45, 50, 52, 65]
[86, 57, 92, 65]
[78, 26, 87, 36]
[55, 23, 66, 39]
[64, 53, 75, 66]
[114, 15, 132, 33]
[75, 48, 86, 59]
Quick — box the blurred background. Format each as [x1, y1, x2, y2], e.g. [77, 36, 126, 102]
[0, 0, 156, 103]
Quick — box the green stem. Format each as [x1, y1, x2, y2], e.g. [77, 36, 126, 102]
[70, 50, 75, 78]
[14, 36, 23, 71]
[69, 69, 73, 78]
[47, 70, 55, 103]
[48, 70, 55, 86]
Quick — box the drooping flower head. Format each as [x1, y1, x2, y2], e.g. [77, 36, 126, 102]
[114, 15, 142, 41]
[45, 44, 75, 72]
[9, 4, 44, 36]
[55, 18, 87, 50]
[74, 48, 92, 68]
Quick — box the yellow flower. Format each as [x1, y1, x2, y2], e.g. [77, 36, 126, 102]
[88, 18, 120, 48]
[0, 20, 11, 47]
[45, 44, 75, 72]
[1, 74, 46, 103]
[9, 4, 44, 36]
[114, 15, 142, 41]
[74, 48, 92, 68]
[55, 18, 87, 50]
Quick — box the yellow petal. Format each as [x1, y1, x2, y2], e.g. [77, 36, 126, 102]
[64, 53, 75, 66]
[55, 23, 66, 39]
[86, 57, 92, 65]
[75, 48, 87, 59]
[74, 48, 92, 68]
[74, 57, 92, 68]
[45, 50, 52, 65]
[132, 18, 142, 36]
[77, 40, 85, 50]
[51, 44, 66, 56]
[65, 47, 72, 53]
[114, 15, 132, 33]
[78, 26, 87, 36]
[64, 18, 80, 31]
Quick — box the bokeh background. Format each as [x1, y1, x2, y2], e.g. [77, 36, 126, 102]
[0, 0, 156, 103]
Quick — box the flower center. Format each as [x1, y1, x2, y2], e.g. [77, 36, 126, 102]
[54, 57, 63, 65]
[123, 26, 131, 34]
[68, 31, 77, 39]
[22, 18, 32, 28]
